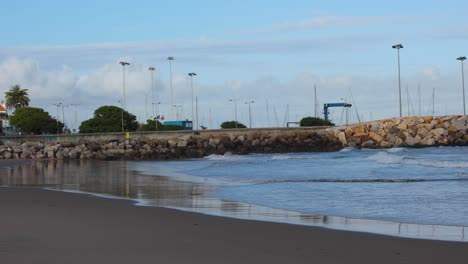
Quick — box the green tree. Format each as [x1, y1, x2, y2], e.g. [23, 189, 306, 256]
[139, 119, 164, 131]
[220, 121, 247, 129]
[5, 84, 30, 111]
[299, 117, 334, 127]
[79, 106, 138, 133]
[9, 107, 63, 134]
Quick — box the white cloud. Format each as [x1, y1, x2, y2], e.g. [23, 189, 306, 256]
[231, 15, 414, 35]
[0, 56, 464, 130]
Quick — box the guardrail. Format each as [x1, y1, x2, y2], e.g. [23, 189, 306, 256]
[0, 127, 331, 145]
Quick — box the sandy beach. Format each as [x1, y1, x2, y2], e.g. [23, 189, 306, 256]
[1, 187, 467, 264]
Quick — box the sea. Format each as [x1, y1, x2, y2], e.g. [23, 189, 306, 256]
[1, 146, 467, 241]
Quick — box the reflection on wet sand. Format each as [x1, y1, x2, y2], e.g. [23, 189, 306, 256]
[0, 160, 466, 242]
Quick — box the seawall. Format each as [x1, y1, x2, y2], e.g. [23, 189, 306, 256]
[331, 115, 468, 148]
[0, 115, 466, 160]
[0, 127, 339, 160]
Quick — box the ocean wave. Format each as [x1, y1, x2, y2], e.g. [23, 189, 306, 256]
[339, 147, 356, 153]
[259, 178, 467, 184]
[271, 155, 295, 160]
[204, 152, 242, 161]
[386, 147, 405, 153]
[368, 152, 468, 168]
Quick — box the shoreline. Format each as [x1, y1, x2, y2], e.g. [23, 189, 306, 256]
[1, 158, 467, 242]
[1, 187, 468, 264]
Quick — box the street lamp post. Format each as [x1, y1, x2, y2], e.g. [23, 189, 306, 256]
[53, 103, 62, 134]
[70, 103, 80, 133]
[245, 101, 254, 128]
[457, 56, 466, 115]
[173, 104, 182, 120]
[149, 66, 156, 117]
[119, 61, 130, 111]
[118, 100, 124, 132]
[188, 73, 197, 130]
[61, 104, 69, 132]
[229, 98, 238, 128]
[392, 44, 404, 117]
[167, 57, 174, 120]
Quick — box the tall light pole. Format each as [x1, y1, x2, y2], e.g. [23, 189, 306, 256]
[245, 100, 254, 128]
[148, 66, 156, 117]
[53, 103, 62, 134]
[457, 56, 466, 115]
[167, 56, 174, 120]
[61, 104, 69, 132]
[229, 98, 238, 128]
[173, 104, 182, 120]
[117, 100, 124, 132]
[119, 61, 130, 111]
[188, 73, 197, 129]
[392, 44, 404, 117]
[70, 103, 79, 133]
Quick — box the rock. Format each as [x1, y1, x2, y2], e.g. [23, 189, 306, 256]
[337, 132, 347, 145]
[452, 120, 467, 131]
[56, 151, 64, 160]
[369, 131, 383, 143]
[361, 140, 375, 148]
[4, 152, 12, 159]
[352, 125, 368, 137]
[388, 127, 400, 134]
[394, 138, 404, 147]
[416, 127, 429, 138]
[177, 140, 188, 147]
[405, 136, 419, 146]
[380, 141, 393, 148]
[431, 128, 448, 137]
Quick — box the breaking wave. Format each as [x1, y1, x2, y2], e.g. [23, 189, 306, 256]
[258, 178, 467, 184]
[368, 152, 468, 168]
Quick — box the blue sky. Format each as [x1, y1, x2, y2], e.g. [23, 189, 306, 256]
[0, 0, 467, 129]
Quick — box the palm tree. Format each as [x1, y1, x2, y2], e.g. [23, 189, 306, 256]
[5, 84, 30, 111]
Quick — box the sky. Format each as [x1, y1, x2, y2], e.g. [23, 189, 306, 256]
[0, 0, 467, 130]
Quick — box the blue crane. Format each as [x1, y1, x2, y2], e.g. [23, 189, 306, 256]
[323, 103, 352, 121]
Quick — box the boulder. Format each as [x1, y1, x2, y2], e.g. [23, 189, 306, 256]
[405, 136, 419, 146]
[337, 132, 347, 145]
[369, 131, 383, 143]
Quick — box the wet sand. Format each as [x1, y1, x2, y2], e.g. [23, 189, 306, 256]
[1, 187, 467, 264]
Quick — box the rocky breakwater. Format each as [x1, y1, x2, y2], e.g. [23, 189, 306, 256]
[331, 115, 468, 148]
[0, 129, 341, 160]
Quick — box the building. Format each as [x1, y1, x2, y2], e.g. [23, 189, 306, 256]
[0, 104, 8, 135]
[163, 120, 193, 130]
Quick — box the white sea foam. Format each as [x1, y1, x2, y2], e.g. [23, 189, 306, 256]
[339, 147, 356, 153]
[368, 152, 468, 168]
[271, 155, 294, 160]
[204, 152, 242, 161]
[386, 147, 405, 153]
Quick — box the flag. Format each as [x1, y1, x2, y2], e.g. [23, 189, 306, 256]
[155, 115, 165, 121]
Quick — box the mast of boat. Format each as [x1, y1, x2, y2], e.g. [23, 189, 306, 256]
[283, 104, 289, 127]
[432, 88, 435, 116]
[209, 108, 212, 129]
[273, 105, 279, 127]
[406, 85, 410, 116]
[266, 98, 270, 128]
[314, 84, 318, 118]
[418, 84, 421, 116]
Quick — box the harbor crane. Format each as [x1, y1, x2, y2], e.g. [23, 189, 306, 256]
[323, 103, 352, 121]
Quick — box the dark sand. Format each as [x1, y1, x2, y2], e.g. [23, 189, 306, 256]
[1, 187, 467, 264]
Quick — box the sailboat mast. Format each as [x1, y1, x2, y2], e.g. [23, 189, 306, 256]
[314, 84, 317, 118]
[418, 84, 421, 116]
